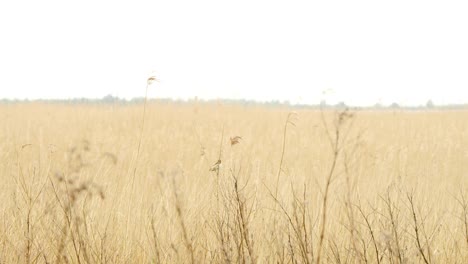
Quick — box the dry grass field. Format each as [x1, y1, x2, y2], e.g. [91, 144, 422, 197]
[0, 102, 467, 263]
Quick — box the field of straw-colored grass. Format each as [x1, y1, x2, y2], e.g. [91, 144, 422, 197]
[0, 103, 467, 263]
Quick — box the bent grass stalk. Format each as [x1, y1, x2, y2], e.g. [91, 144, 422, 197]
[126, 75, 157, 244]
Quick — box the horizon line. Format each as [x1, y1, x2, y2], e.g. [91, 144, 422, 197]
[1, 96, 467, 109]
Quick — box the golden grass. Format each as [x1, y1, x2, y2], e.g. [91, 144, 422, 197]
[0, 102, 467, 263]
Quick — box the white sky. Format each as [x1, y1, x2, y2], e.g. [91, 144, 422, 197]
[0, 0, 467, 106]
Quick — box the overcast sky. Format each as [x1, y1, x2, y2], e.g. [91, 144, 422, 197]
[1, 0, 467, 106]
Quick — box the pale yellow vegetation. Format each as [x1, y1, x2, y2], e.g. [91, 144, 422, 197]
[0, 103, 467, 263]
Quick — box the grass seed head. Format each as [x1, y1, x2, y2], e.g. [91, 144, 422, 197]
[230, 136, 242, 146]
[210, 159, 222, 172]
[147, 75, 159, 85]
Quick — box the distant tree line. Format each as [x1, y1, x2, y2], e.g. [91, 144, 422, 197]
[0, 95, 466, 110]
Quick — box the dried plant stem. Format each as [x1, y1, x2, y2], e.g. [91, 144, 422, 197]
[315, 144, 339, 264]
[292, 184, 312, 264]
[407, 193, 430, 264]
[456, 192, 468, 250]
[15, 150, 48, 264]
[275, 112, 296, 198]
[173, 179, 195, 264]
[232, 174, 256, 264]
[131, 82, 150, 191]
[382, 191, 403, 264]
[316, 109, 353, 264]
[265, 183, 311, 264]
[356, 204, 380, 264]
[126, 81, 151, 241]
[150, 216, 161, 264]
